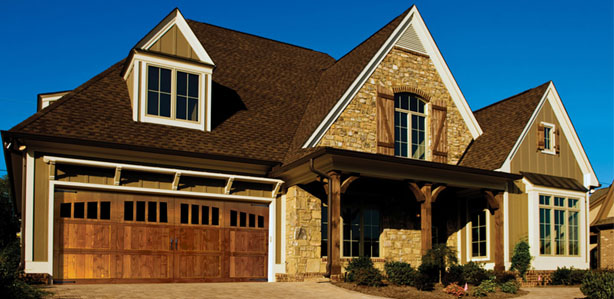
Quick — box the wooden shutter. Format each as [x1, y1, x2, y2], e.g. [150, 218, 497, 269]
[554, 128, 560, 154]
[376, 86, 395, 155]
[537, 124, 545, 151]
[431, 100, 448, 163]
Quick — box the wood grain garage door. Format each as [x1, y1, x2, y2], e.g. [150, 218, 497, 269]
[53, 189, 268, 283]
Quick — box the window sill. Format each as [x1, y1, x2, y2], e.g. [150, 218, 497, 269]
[321, 257, 386, 263]
[540, 149, 556, 155]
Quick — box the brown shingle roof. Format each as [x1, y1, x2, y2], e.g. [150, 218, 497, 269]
[9, 20, 335, 163]
[458, 82, 551, 170]
[284, 8, 411, 163]
[590, 186, 610, 205]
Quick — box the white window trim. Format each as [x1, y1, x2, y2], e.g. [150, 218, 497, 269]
[541, 122, 556, 155]
[465, 203, 491, 262]
[130, 52, 212, 131]
[394, 96, 429, 160]
[524, 178, 589, 270]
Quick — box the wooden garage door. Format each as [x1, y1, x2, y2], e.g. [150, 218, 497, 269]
[53, 189, 268, 283]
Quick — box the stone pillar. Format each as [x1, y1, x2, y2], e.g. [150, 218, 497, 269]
[328, 171, 342, 276]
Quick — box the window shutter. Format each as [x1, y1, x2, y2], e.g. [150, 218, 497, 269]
[376, 86, 395, 155]
[537, 124, 545, 151]
[555, 128, 560, 154]
[431, 100, 448, 163]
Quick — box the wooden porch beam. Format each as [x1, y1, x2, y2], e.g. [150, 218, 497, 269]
[340, 176, 359, 194]
[421, 183, 433, 256]
[484, 190, 504, 272]
[327, 171, 342, 276]
[408, 182, 425, 203]
[431, 185, 447, 203]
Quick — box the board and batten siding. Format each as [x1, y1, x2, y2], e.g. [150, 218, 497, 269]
[148, 25, 198, 60]
[510, 100, 583, 181]
[507, 181, 529, 256]
[30, 156, 275, 263]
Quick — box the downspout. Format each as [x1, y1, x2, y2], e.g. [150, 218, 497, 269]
[309, 158, 332, 278]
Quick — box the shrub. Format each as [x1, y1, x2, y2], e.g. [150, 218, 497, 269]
[443, 264, 466, 285]
[479, 277, 497, 293]
[345, 257, 374, 282]
[443, 282, 466, 298]
[353, 267, 384, 287]
[494, 270, 517, 284]
[510, 240, 531, 277]
[384, 261, 415, 286]
[0, 240, 47, 299]
[551, 267, 587, 285]
[500, 280, 519, 294]
[413, 272, 435, 291]
[418, 261, 440, 283]
[462, 261, 489, 285]
[421, 244, 458, 283]
[472, 285, 488, 297]
[580, 270, 614, 299]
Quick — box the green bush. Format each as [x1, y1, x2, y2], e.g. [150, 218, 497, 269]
[345, 257, 374, 282]
[443, 264, 465, 285]
[551, 267, 587, 285]
[494, 270, 517, 284]
[421, 244, 458, 283]
[413, 272, 435, 291]
[580, 270, 614, 299]
[510, 240, 531, 277]
[353, 267, 384, 287]
[418, 261, 440, 283]
[0, 240, 47, 299]
[500, 280, 519, 294]
[463, 261, 489, 285]
[384, 261, 415, 286]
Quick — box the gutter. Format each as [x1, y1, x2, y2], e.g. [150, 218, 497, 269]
[308, 158, 332, 278]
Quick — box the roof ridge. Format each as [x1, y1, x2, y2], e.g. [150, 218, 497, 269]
[10, 60, 124, 132]
[333, 6, 413, 64]
[473, 81, 551, 114]
[186, 19, 334, 60]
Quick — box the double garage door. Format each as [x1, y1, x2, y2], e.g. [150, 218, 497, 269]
[53, 189, 269, 283]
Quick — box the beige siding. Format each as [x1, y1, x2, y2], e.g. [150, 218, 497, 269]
[33, 156, 49, 261]
[149, 25, 197, 60]
[508, 181, 529, 256]
[510, 101, 583, 181]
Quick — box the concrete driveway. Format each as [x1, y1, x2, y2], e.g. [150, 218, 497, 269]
[517, 287, 584, 299]
[48, 282, 385, 299]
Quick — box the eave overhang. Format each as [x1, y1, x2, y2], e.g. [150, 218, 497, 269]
[271, 147, 521, 190]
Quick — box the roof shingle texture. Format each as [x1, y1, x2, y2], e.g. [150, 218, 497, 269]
[10, 21, 337, 162]
[459, 82, 550, 170]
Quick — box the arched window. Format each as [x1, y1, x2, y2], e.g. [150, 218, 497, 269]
[394, 93, 426, 159]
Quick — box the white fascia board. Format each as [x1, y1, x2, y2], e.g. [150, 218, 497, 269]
[503, 82, 598, 188]
[136, 9, 214, 66]
[302, 6, 482, 148]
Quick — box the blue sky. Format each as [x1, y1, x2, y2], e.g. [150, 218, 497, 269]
[1, 0, 612, 187]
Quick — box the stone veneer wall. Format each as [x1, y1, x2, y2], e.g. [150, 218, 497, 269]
[600, 228, 614, 268]
[318, 48, 473, 165]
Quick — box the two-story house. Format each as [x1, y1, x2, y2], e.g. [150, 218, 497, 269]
[2, 5, 598, 283]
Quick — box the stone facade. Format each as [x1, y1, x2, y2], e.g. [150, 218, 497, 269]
[318, 47, 473, 165]
[600, 228, 614, 268]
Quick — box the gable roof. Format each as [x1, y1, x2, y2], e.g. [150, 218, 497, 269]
[459, 82, 550, 170]
[296, 6, 482, 151]
[8, 17, 334, 163]
[591, 180, 614, 226]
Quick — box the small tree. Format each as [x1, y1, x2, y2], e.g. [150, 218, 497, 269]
[510, 240, 531, 278]
[422, 244, 458, 283]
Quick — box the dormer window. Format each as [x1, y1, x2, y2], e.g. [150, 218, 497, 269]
[394, 93, 426, 159]
[146, 66, 200, 122]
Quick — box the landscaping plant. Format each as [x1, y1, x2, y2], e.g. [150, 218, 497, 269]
[462, 261, 489, 285]
[443, 282, 466, 298]
[580, 270, 614, 299]
[510, 240, 531, 278]
[500, 280, 519, 294]
[344, 257, 383, 287]
[442, 264, 466, 286]
[384, 261, 415, 286]
[421, 244, 458, 283]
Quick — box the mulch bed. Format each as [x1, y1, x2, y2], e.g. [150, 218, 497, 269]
[333, 282, 529, 298]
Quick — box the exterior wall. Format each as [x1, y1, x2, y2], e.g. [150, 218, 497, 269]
[458, 198, 496, 265]
[149, 25, 197, 60]
[317, 48, 473, 165]
[510, 100, 583, 181]
[33, 155, 49, 261]
[508, 181, 529, 256]
[600, 228, 614, 268]
[283, 186, 324, 277]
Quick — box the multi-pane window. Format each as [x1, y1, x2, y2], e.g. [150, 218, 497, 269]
[544, 126, 552, 150]
[394, 93, 426, 160]
[321, 202, 328, 257]
[146, 65, 199, 122]
[342, 207, 380, 257]
[471, 210, 488, 258]
[539, 195, 580, 256]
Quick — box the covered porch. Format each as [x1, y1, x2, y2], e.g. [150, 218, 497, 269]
[272, 147, 521, 277]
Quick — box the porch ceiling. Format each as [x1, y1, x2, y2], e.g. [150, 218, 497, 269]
[271, 147, 521, 190]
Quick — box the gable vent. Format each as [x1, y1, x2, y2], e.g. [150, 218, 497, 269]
[396, 24, 427, 54]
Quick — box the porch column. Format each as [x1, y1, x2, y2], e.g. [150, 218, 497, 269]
[421, 184, 433, 256]
[327, 171, 342, 276]
[485, 190, 504, 272]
